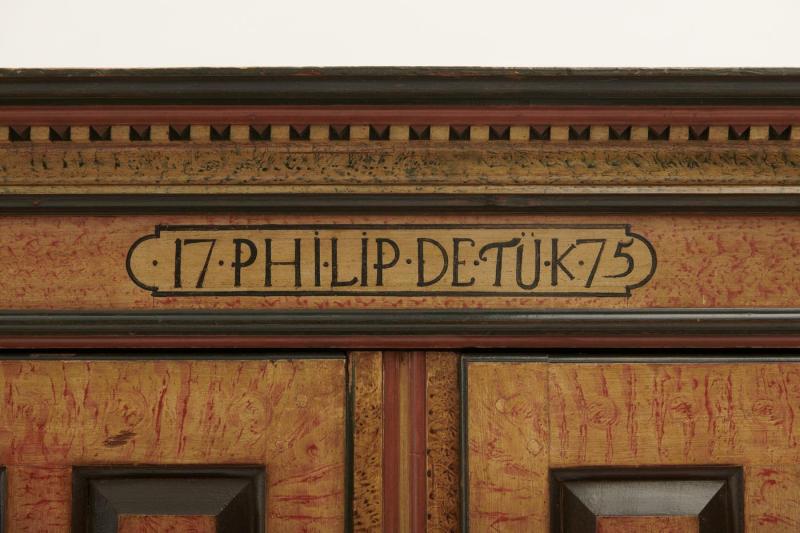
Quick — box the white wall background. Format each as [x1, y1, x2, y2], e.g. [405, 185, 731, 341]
[1, 0, 798, 68]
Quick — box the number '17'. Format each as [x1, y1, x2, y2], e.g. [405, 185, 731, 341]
[174, 239, 217, 288]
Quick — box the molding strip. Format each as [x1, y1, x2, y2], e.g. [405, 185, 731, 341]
[6, 105, 800, 125]
[2, 193, 800, 214]
[3, 68, 800, 105]
[0, 309, 799, 336]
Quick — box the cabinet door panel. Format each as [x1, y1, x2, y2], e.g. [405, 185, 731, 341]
[0, 357, 346, 532]
[462, 359, 800, 532]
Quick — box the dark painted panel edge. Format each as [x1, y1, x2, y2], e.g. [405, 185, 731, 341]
[4, 68, 800, 105]
[0, 309, 799, 336]
[3, 194, 800, 215]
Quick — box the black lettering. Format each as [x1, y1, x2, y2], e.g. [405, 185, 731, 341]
[515, 239, 542, 290]
[478, 238, 521, 287]
[314, 236, 321, 287]
[417, 238, 448, 287]
[265, 238, 301, 287]
[452, 238, 476, 287]
[174, 238, 182, 288]
[233, 238, 257, 288]
[550, 238, 576, 286]
[575, 238, 606, 288]
[374, 238, 400, 286]
[360, 237, 369, 287]
[605, 239, 635, 279]
[183, 239, 217, 288]
[331, 237, 358, 287]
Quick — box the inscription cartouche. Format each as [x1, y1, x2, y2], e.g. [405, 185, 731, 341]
[126, 224, 656, 297]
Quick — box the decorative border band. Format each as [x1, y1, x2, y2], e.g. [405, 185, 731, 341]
[2, 122, 799, 143]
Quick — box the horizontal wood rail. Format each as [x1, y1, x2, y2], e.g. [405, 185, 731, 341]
[6, 105, 800, 125]
[4, 68, 800, 105]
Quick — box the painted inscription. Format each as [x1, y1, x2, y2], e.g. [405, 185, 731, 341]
[127, 224, 656, 297]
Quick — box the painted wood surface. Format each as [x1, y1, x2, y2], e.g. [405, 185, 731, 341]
[350, 351, 460, 533]
[0, 359, 345, 532]
[465, 360, 800, 532]
[745, 465, 800, 531]
[6, 466, 71, 531]
[3, 143, 800, 195]
[426, 352, 460, 533]
[1, 214, 797, 310]
[126, 224, 655, 298]
[8, 103, 800, 125]
[466, 361, 549, 532]
[351, 351, 383, 532]
[382, 352, 427, 533]
[550, 363, 800, 466]
[117, 515, 216, 533]
[596, 516, 698, 533]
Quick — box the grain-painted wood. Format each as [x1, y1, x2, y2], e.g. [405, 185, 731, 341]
[6, 467, 67, 532]
[462, 360, 800, 532]
[465, 361, 549, 531]
[0, 359, 345, 531]
[3, 143, 800, 194]
[117, 516, 216, 533]
[549, 363, 800, 466]
[383, 352, 401, 532]
[1, 214, 799, 311]
[596, 516, 698, 533]
[745, 465, 800, 531]
[426, 352, 460, 533]
[350, 351, 383, 532]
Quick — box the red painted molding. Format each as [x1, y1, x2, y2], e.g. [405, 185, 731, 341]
[3, 105, 800, 126]
[409, 351, 427, 533]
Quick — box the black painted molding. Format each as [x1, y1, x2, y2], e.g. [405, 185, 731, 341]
[72, 466, 264, 533]
[3, 193, 800, 215]
[1, 309, 799, 336]
[550, 466, 744, 533]
[0, 469, 5, 533]
[3, 68, 800, 105]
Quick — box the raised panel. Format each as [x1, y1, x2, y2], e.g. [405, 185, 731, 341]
[463, 359, 800, 533]
[0, 358, 345, 531]
[72, 466, 263, 532]
[549, 467, 743, 533]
